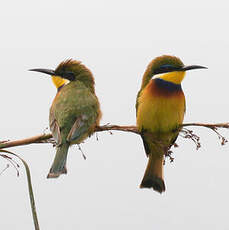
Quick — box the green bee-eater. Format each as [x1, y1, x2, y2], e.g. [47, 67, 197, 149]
[136, 55, 206, 193]
[30, 59, 101, 178]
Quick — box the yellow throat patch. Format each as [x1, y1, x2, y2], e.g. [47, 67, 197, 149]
[158, 71, 186, 84]
[52, 76, 68, 89]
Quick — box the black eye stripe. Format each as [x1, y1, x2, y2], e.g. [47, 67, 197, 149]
[160, 65, 179, 71]
[62, 71, 75, 81]
[161, 64, 174, 69]
[154, 65, 180, 74]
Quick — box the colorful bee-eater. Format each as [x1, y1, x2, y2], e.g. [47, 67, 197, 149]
[30, 59, 101, 178]
[136, 55, 206, 193]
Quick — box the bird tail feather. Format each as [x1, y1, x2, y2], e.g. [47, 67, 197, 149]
[140, 154, 165, 193]
[47, 143, 69, 178]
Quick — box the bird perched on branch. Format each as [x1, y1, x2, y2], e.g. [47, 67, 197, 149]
[136, 55, 206, 193]
[30, 59, 101, 178]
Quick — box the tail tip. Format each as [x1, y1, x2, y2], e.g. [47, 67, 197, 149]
[140, 177, 166, 193]
[47, 167, 67, 179]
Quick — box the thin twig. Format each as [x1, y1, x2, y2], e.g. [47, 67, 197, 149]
[0, 149, 40, 230]
[182, 122, 229, 129]
[0, 154, 20, 176]
[0, 163, 9, 175]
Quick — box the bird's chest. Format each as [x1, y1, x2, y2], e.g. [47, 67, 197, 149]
[137, 79, 185, 133]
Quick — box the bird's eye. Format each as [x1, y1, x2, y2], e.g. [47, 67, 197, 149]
[62, 71, 75, 81]
[160, 64, 174, 71]
[154, 64, 178, 74]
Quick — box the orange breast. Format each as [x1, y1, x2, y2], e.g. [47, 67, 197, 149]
[137, 79, 185, 133]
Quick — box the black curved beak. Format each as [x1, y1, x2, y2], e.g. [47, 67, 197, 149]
[29, 68, 56, 76]
[180, 65, 207, 71]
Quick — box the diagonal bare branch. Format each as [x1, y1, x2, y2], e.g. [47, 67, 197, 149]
[0, 122, 228, 150]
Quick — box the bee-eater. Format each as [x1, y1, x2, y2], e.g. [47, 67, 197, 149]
[30, 59, 101, 178]
[136, 55, 206, 193]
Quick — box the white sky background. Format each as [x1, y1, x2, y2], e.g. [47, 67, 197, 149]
[0, 0, 229, 229]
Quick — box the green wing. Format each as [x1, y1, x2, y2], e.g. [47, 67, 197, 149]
[135, 90, 142, 117]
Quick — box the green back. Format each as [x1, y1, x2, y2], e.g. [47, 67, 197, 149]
[50, 80, 100, 144]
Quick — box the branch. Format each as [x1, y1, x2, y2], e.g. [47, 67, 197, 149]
[182, 122, 229, 146]
[0, 122, 228, 150]
[0, 133, 53, 149]
[182, 122, 229, 129]
[95, 124, 138, 134]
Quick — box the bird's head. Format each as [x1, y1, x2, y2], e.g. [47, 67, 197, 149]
[151, 55, 184, 75]
[141, 55, 207, 88]
[30, 59, 95, 91]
